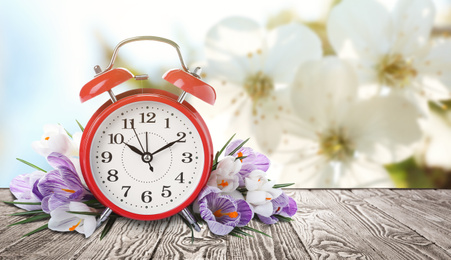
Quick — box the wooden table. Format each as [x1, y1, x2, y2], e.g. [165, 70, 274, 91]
[0, 188, 450, 259]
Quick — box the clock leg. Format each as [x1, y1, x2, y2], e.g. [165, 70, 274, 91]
[96, 207, 113, 228]
[179, 208, 201, 232]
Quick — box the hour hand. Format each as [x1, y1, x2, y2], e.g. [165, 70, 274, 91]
[124, 143, 144, 156]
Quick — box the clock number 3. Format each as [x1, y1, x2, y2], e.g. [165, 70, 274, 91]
[182, 152, 193, 163]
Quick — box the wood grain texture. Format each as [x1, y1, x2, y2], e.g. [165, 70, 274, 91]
[1, 188, 451, 259]
[353, 189, 451, 255]
[316, 189, 451, 259]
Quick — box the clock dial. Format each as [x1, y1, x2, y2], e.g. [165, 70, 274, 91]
[89, 100, 206, 216]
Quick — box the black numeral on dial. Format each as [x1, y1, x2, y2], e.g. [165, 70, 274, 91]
[175, 172, 184, 183]
[101, 151, 112, 163]
[108, 133, 124, 144]
[140, 112, 156, 123]
[107, 169, 118, 182]
[141, 191, 152, 203]
[122, 118, 135, 129]
[161, 186, 172, 198]
[122, 186, 131, 197]
[182, 152, 193, 163]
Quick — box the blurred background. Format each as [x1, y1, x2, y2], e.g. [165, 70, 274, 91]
[1, 0, 451, 188]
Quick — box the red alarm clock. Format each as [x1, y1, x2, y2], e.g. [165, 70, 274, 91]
[79, 36, 215, 230]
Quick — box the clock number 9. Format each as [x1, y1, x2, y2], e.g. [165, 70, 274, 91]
[101, 151, 112, 163]
[182, 152, 193, 163]
[107, 169, 118, 182]
[141, 191, 152, 203]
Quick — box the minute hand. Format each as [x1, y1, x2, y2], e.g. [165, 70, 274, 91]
[151, 140, 178, 156]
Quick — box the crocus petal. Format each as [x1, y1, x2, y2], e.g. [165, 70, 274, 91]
[10, 171, 45, 211]
[391, 0, 435, 56]
[245, 190, 267, 205]
[205, 219, 234, 236]
[47, 152, 77, 174]
[37, 170, 68, 198]
[257, 214, 278, 225]
[236, 199, 253, 227]
[253, 202, 273, 218]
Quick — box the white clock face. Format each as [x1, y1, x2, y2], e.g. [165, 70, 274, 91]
[89, 100, 206, 215]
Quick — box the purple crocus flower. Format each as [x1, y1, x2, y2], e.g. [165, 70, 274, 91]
[194, 186, 253, 236]
[256, 192, 298, 225]
[10, 171, 46, 211]
[225, 139, 270, 186]
[37, 153, 93, 213]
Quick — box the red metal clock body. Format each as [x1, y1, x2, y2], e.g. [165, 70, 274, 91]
[78, 36, 216, 224]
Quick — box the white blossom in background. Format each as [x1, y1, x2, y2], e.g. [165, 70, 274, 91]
[328, 0, 451, 113]
[415, 111, 451, 170]
[203, 16, 322, 154]
[280, 57, 422, 188]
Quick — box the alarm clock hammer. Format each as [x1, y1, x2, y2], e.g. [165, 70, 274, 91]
[79, 36, 216, 233]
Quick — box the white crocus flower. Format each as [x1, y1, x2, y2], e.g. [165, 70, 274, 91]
[204, 16, 322, 153]
[280, 57, 422, 188]
[245, 170, 282, 217]
[327, 0, 451, 113]
[32, 124, 80, 157]
[48, 201, 97, 238]
[207, 156, 241, 194]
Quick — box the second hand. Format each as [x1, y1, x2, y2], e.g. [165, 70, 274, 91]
[132, 127, 153, 172]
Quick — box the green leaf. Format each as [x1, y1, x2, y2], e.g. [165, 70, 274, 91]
[66, 211, 100, 216]
[76, 120, 85, 132]
[274, 215, 293, 222]
[22, 223, 48, 237]
[235, 156, 248, 161]
[272, 183, 295, 189]
[4, 201, 41, 205]
[16, 158, 47, 173]
[216, 134, 236, 161]
[179, 215, 195, 243]
[8, 214, 51, 226]
[232, 227, 253, 237]
[241, 226, 272, 238]
[59, 123, 73, 138]
[228, 138, 250, 156]
[228, 231, 243, 239]
[100, 216, 117, 240]
[212, 134, 236, 170]
[9, 210, 44, 216]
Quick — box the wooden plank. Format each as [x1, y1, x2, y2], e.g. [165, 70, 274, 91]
[354, 189, 451, 254]
[75, 216, 170, 259]
[316, 189, 451, 259]
[289, 190, 383, 259]
[150, 215, 228, 259]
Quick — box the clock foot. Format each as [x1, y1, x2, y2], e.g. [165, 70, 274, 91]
[179, 208, 201, 232]
[96, 207, 113, 228]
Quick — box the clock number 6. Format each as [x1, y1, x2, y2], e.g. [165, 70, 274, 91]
[161, 186, 172, 198]
[141, 191, 152, 203]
